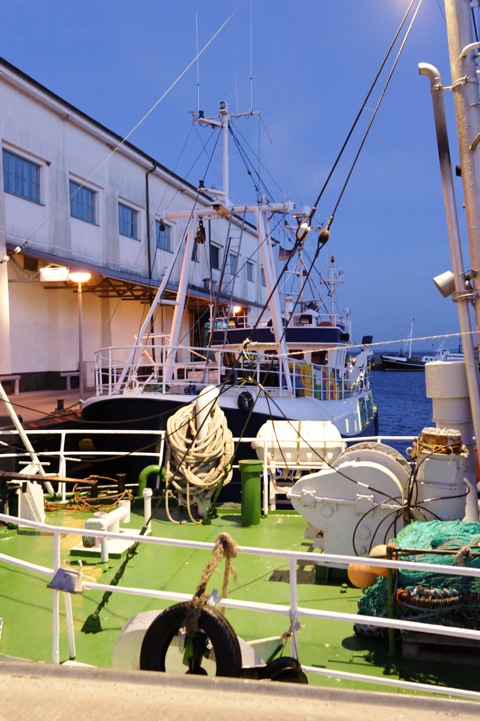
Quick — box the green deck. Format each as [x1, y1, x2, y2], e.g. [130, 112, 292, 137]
[1, 501, 479, 698]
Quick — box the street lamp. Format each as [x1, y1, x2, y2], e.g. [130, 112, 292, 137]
[69, 271, 91, 400]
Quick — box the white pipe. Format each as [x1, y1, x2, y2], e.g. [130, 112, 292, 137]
[52, 532, 61, 664]
[143, 487, 152, 533]
[63, 592, 76, 660]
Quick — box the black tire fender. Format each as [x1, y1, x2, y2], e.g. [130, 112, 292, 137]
[259, 656, 308, 683]
[238, 391, 254, 412]
[139, 602, 242, 677]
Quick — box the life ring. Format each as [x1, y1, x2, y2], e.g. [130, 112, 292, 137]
[139, 602, 242, 677]
[124, 377, 140, 393]
[238, 391, 254, 412]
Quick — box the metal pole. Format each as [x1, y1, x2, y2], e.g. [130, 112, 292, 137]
[77, 281, 84, 400]
[444, 0, 480, 340]
[419, 63, 480, 520]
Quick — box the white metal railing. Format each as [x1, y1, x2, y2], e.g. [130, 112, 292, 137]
[0, 510, 480, 700]
[0, 429, 410, 514]
[93, 343, 372, 402]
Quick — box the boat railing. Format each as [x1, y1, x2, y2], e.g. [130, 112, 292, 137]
[0, 508, 480, 700]
[0, 428, 405, 513]
[93, 343, 369, 401]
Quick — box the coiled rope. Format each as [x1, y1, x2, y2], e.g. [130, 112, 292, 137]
[164, 402, 233, 523]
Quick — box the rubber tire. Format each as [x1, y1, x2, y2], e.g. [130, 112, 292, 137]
[238, 391, 254, 412]
[139, 602, 242, 678]
[259, 656, 308, 684]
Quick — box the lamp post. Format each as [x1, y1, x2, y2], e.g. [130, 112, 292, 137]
[69, 271, 91, 400]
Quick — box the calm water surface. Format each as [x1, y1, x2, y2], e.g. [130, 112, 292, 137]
[371, 371, 433, 443]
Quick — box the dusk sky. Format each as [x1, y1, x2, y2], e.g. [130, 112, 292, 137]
[0, 0, 470, 353]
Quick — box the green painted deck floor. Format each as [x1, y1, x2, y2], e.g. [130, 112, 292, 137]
[1, 501, 480, 698]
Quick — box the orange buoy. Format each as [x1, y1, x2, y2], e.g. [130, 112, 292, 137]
[368, 544, 389, 577]
[347, 563, 377, 588]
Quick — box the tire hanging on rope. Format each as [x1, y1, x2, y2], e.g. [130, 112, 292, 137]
[139, 601, 242, 677]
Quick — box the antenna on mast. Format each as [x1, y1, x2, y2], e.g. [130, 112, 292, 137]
[249, 0, 253, 112]
[196, 10, 201, 114]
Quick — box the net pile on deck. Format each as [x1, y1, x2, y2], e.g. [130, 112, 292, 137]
[359, 520, 480, 628]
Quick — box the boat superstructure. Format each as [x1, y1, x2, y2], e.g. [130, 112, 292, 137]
[81, 103, 378, 474]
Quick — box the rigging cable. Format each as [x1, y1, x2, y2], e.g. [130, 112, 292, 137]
[305, 0, 424, 229]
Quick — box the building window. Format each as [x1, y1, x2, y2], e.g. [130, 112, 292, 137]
[261, 267, 266, 287]
[118, 203, 138, 239]
[156, 220, 172, 251]
[247, 260, 254, 282]
[70, 180, 96, 224]
[229, 253, 237, 276]
[210, 243, 220, 270]
[3, 149, 41, 204]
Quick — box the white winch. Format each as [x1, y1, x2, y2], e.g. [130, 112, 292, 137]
[287, 427, 470, 558]
[287, 443, 410, 558]
[409, 426, 468, 522]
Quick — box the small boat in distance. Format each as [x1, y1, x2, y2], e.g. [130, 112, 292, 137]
[380, 319, 424, 371]
[420, 342, 465, 364]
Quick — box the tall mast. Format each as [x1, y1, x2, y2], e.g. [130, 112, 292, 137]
[445, 0, 480, 338]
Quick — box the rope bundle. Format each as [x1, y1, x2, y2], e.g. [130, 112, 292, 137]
[165, 402, 233, 494]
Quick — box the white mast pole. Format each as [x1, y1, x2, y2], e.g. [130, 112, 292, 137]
[445, 0, 480, 340]
[221, 102, 230, 207]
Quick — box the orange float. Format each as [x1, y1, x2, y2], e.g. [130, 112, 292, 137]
[347, 563, 377, 588]
[368, 544, 390, 577]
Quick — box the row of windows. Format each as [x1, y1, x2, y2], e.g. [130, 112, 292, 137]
[2, 148, 265, 285]
[2, 149, 172, 250]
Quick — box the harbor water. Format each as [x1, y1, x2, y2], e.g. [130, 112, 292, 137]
[371, 370, 433, 453]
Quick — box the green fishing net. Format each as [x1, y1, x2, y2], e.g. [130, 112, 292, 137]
[358, 520, 480, 627]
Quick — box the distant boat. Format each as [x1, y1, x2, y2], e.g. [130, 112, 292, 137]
[420, 343, 464, 364]
[380, 319, 424, 371]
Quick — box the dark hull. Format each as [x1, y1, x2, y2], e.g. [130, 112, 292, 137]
[81, 395, 379, 503]
[381, 356, 425, 371]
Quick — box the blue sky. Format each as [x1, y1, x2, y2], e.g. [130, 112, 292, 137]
[0, 0, 469, 352]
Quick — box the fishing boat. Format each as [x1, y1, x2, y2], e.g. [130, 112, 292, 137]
[77, 103, 378, 502]
[380, 319, 425, 371]
[3, 0, 480, 713]
[80, 103, 377, 479]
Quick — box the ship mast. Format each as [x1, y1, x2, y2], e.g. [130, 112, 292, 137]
[420, 0, 480, 520]
[445, 0, 480, 337]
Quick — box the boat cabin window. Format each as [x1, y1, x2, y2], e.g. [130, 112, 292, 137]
[312, 351, 328, 365]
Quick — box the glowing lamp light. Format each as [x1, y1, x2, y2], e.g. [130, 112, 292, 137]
[233, 305, 242, 315]
[69, 271, 91, 284]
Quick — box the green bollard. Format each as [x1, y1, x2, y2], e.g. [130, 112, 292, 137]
[239, 459, 262, 526]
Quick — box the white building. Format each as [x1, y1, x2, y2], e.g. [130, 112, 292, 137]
[0, 58, 265, 392]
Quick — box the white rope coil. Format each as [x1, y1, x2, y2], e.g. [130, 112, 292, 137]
[165, 402, 233, 492]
